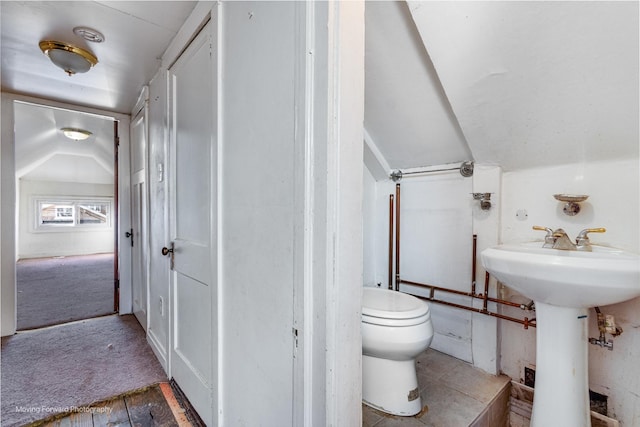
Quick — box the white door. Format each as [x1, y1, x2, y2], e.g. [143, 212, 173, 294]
[167, 21, 216, 425]
[130, 108, 148, 331]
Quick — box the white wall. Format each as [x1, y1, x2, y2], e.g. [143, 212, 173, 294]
[17, 180, 114, 259]
[218, 2, 364, 425]
[499, 158, 640, 425]
[366, 167, 482, 363]
[363, 163, 512, 375]
[363, 166, 377, 287]
[220, 3, 299, 424]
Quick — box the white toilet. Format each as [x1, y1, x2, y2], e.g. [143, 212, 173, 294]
[362, 287, 434, 416]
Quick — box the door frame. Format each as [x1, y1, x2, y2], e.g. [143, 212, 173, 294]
[0, 92, 133, 336]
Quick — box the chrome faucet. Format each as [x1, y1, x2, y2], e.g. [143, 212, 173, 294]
[533, 226, 606, 251]
[551, 229, 577, 250]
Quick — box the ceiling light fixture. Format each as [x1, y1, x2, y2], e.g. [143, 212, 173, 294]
[61, 127, 92, 141]
[39, 40, 98, 76]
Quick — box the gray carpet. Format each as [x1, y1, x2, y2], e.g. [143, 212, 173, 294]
[1, 315, 168, 427]
[17, 253, 115, 330]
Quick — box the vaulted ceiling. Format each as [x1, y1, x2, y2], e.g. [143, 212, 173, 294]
[366, 1, 639, 175]
[14, 101, 115, 184]
[2, 1, 638, 184]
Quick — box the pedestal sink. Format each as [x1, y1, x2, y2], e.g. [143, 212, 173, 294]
[482, 242, 640, 427]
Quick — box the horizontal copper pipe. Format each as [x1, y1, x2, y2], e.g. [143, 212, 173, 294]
[401, 279, 474, 297]
[400, 279, 525, 309]
[408, 294, 536, 329]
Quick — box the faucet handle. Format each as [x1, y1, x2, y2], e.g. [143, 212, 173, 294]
[577, 228, 606, 240]
[532, 225, 553, 236]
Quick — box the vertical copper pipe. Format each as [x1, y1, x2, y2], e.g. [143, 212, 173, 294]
[483, 271, 490, 312]
[472, 234, 477, 295]
[395, 183, 401, 291]
[388, 194, 394, 290]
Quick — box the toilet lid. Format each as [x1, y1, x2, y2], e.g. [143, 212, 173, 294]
[362, 287, 429, 320]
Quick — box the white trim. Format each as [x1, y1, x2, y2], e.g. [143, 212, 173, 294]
[147, 327, 168, 373]
[161, 1, 214, 70]
[303, 4, 316, 425]
[215, 4, 225, 424]
[322, 1, 365, 425]
[132, 85, 149, 117]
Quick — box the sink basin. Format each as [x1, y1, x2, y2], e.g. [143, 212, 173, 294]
[481, 242, 640, 308]
[482, 241, 640, 427]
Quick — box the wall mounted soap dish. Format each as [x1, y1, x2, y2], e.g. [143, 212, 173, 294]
[554, 194, 588, 216]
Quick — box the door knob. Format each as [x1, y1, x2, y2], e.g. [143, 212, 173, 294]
[125, 229, 133, 247]
[162, 242, 175, 270]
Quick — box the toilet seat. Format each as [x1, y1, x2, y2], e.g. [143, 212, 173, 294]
[362, 287, 430, 327]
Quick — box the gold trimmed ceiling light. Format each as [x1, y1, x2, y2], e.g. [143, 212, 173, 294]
[39, 40, 98, 76]
[61, 127, 92, 141]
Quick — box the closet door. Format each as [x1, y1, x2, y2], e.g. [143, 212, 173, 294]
[167, 20, 216, 425]
[130, 101, 149, 331]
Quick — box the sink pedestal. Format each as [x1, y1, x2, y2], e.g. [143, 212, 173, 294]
[531, 302, 591, 427]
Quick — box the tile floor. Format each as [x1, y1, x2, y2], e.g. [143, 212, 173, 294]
[363, 349, 511, 427]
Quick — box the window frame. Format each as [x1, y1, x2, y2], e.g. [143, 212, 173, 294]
[33, 196, 113, 232]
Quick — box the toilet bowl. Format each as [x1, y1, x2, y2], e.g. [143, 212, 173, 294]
[362, 287, 434, 416]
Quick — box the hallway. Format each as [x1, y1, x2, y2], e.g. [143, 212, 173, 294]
[1, 315, 167, 426]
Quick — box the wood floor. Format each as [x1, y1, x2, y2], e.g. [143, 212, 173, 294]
[29, 383, 194, 427]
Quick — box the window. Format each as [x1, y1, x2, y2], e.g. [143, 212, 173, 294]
[36, 198, 112, 230]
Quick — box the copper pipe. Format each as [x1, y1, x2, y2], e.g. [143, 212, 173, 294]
[472, 235, 477, 295]
[486, 295, 523, 308]
[400, 279, 525, 309]
[394, 183, 401, 291]
[402, 279, 476, 298]
[408, 294, 536, 328]
[388, 194, 394, 290]
[483, 271, 490, 312]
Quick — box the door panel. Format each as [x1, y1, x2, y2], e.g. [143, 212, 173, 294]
[168, 20, 215, 425]
[130, 110, 148, 331]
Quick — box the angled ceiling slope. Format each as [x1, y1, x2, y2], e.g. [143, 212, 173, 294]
[408, 1, 639, 172]
[365, 1, 472, 173]
[15, 101, 115, 185]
